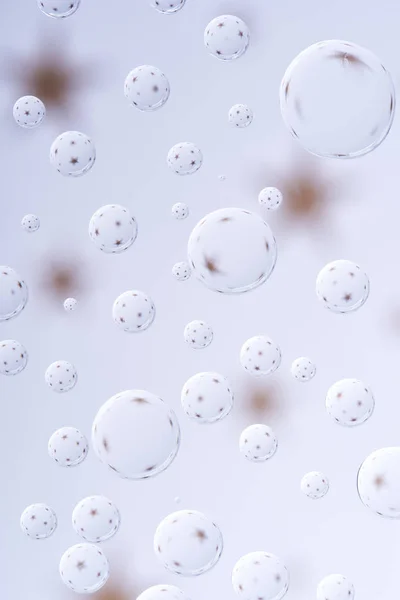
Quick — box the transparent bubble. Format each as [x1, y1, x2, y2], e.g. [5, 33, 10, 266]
[232, 552, 289, 600]
[316, 259, 369, 313]
[59, 543, 109, 594]
[218, 174, 226, 181]
[172, 202, 189, 219]
[229, 104, 253, 128]
[124, 65, 170, 111]
[0, 340, 28, 376]
[21, 214, 40, 232]
[317, 574, 355, 600]
[240, 336, 281, 377]
[64, 297, 78, 311]
[357, 447, 400, 518]
[72, 495, 120, 543]
[50, 131, 96, 177]
[38, 0, 80, 18]
[258, 187, 283, 211]
[290, 357, 316, 382]
[150, 0, 185, 13]
[154, 510, 223, 576]
[174, 496, 182, 504]
[0, 266, 28, 322]
[188, 208, 277, 294]
[45, 360, 77, 393]
[172, 261, 191, 282]
[138, 585, 190, 600]
[326, 378, 374, 426]
[239, 424, 278, 462]
[89, 204, 138, 254]
[92, 389, 180, 480]
[167, 142, 203, 176]
[112, 290, 156, 333]
[181, 372, 234, 423]
[205, 15, 250, 61]
[301, 471, 329, 499]
[184, 320, 213, 349]
[20, 503, 57, 539]
[48, 427, 88, 467]
[13, 95, 45, 128]
[280, 40, 395, 159]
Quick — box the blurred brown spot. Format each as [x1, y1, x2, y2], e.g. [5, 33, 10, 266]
[278, 162, 330, 222]
[239, 379, 284, 422]
[42, 259, 84, 300]
[94, 584, 131, 600]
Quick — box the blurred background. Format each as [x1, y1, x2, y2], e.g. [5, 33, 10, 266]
[2, 1, 400, 598]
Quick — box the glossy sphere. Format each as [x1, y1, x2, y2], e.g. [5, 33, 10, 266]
[316, 259, 369, 313]
[357, 447, 400, 518]
[258, 187, 283, 211]
[240, 336, 281, 377]
[181, 372, 234, 423]
[150, 0, 186, 13]
[0, 340, 28, 376]
[188, 208, 277, 294]
[89, 204, 138, 254]
[167, 142, 203, 175]
[48, 427, 88, 467]
[137, 585, 190, 600]
[92, 389, 180, 480]
[172, 262, 191, 281]
[112, 290, 155, 333]
[154, 510, 223, 576]
[59, 543, 109, 594]
[290, 357, 316, 382]
[205, 15, 250, 61]
[301, 471, 329, 499]
[0, 266, 28, 322]
[326, 378, 374, 426]
[280, 40, 395, 158]
[63, 297, 78, 311]
[38, 0, 80, 18]
[172, 202, 189, 219]
[50, 131, 96, 177]
[229, 104, 253, 128]
[45, 360, 77, 393]
[72, 496, 120, 542]
[316, 574, 355, 600]
[239, 424, 278, 462]
[232, 552, 289, 600]
[124, 65, 170, 111]
[21, 214, 40, 232]
[13, 96, 45, 128]
[20, 503, 57, 539]
[184, 320, 213, 349]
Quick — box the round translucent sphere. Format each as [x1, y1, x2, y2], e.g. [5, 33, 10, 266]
[172, 202, 189, 220]
[326, 378, 374, 426]
[188, 208, 277, 294]
[124, 65, 170, 111]
[181, 372, 234, 423]
[239, 424, 278, 462]
[45, 360, 77, 393]
[167, 142, 203, 175]
[89, 204, 137, 254]
[316, 259, 369, 313]
[48, 426, 88, 467]
[112, 290, 155, 333]
[204, 15, 250, 61]
[290, 357, 316, 382]
[280, 40, 395, 159]
[13, 95, 45, 128]
[232, 552, 289, 600]
[229, 104, 253, 128]
[50, 131, 96, 177]
[92, 389, 180, 480]
[150, 0, 185, 13]
[137, 585, 190, 600]
[357, 447, 400, 518]
[258, 187, 283, 211]
[63, 297, 78, 311]
[172, 261, 191, 281]
[184, 320, 213, 349]
[59, 543, 109, 594]
[0, 340, 28, 376]
[21, 214, 40, 232]
[0, 266, 28, 322]
[301, 471, 329, 499]
[240, 335, 281, 377]
[20, 503, 57, 539]
[72, 496, 120, 542]
[316, 574, 355, 600]
[154, 510, 223, 576]
[38, 0, 80, 18]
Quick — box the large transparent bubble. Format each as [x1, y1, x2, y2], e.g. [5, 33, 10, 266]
[280, 40, 395, 158]
[357, 447, 400, 518]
